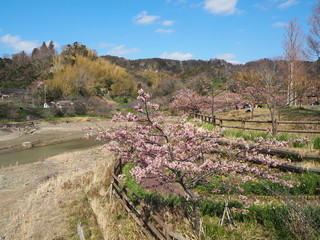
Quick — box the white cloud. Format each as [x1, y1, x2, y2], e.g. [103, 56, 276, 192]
[0, 34, 38, 52]
[107, 45, 139, 56]
[99, 42, 115, 48]
[215, 53, 236, 59]
[204, 0, 239, 15]
[278, 0, 299, 9]
[159, 51, 193, 60]
[45, 40, 59, 49]
[272, 21, 288, 27]
[133, 11, 161, 24]
[155, 29, 175, 34]
[163, 20, 175, 26]
[227, 60, 241, 64]
[215, 53, 240, 64]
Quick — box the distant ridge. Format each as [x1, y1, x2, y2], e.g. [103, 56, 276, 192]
[101, 55, 320, 77]
[101, 55, 235, 74]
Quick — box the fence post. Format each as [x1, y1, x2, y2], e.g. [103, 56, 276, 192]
[241, 118, 245, 130]
[219, 119, 223, 128]
[212, 115, 216, 125]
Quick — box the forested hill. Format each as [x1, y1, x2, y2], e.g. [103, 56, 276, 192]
[102, 55, 320, 76]
[1, 40, 319, 102]
[101, 55, 235, 74]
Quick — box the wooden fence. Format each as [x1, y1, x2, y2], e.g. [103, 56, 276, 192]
[111, 172, 187, 240]
[209, 147, 320, 174]
[214, 139, 320, 163]
[195, 113, 320, 134]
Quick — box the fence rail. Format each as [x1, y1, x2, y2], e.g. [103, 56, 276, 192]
[111, 172, 187, 240]
[214, 139, 320, 162]
[195, 113, 320, 134]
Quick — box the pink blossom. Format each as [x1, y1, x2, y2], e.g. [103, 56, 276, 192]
[138, 88, 144, 95]
[85, 88, 298, 211]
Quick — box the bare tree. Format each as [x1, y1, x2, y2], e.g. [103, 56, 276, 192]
[282, 18, 306, 106]
[308, 0, 320, 59]
[236, 60, 285, 135]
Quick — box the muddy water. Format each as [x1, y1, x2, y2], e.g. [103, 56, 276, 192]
[0, 139, 103, 168]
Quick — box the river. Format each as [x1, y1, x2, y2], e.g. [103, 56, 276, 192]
[0, 138, 103, 168]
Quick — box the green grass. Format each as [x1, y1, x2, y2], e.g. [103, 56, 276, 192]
[120, 163, 320, 240]
[192, 118, 318, 150]
[201, 215, 277, 240]
[195, 172, 320, 196]
[314, 136, 320, 150]
[122, 163, 148, 200]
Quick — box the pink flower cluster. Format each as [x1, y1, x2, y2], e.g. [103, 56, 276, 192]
[87, 89, 299, 207]
[292, 137, 310, 144]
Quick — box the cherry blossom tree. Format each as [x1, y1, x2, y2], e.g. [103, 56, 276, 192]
[202, 91, 242, 118]
[88, 89, 298, 236]
[170, 88, 241, 121]
[169, 89, 205, 115]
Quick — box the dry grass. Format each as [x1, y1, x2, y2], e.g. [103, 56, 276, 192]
[1, 147, 148, 240]
[294, 160, 320, 169]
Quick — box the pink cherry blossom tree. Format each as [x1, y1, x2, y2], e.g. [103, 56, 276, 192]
[88, 89, 298, 236]
[169, 89, 205, 115]
[202, 91, 242, 118]
[170, 89, 242, 121]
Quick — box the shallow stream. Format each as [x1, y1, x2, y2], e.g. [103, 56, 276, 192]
[0, 139, 103, 168]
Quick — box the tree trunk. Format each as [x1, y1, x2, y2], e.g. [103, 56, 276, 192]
[179, 182, 200, 237]
[269, 107, 277, 135]
[211, 95, 215, 120]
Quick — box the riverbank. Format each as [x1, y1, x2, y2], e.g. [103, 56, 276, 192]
[0, 118, 131, 239]
[0, 147, 116, 239]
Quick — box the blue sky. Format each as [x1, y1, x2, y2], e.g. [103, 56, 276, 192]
[0, 0, 314, 63]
